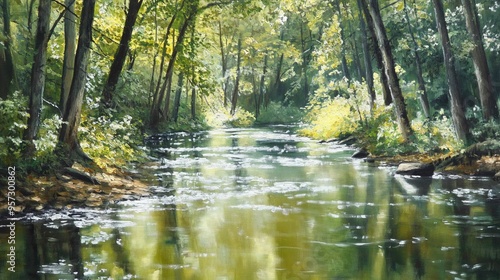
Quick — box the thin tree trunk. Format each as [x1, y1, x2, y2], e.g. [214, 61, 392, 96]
[148, 7, 158, 107]
[230, 36, 242, 116]
[24, 0, 51, 155]
[432, 0, 470, 143]
[272, 53, 284, 105]
[218, 21, 230, 107]
[171, 73, 184, 122]
[153, 15, 176, 107]
[366, 0, 413, 141]
[299, 21, 310, 102]
[461, 0, 498, 120]
[102, 0, 143, 107]
[360, 0, 392, 105]
[251, 65, 259, 117]
[150, 6, 195, 128]
[23, 0, 36, 65]
[351, 40, 364, 81]
[60, 0, 76, 115]
[357, 0, 375, 114]
[334, 0, 351, 85]
[191, 69, 196, 120]
[58, 0, 96, 160]
[270, 28, 285, 106]
[403, 0, 430, 118]
[160, 30, 177, 122]
[0, 0, 17, 98]
[257, 54, 268, 118]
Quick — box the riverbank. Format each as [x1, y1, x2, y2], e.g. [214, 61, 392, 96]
[2, 131, 499, 218]
[0, 163, 152, 218]
[346, 138, 500, 179]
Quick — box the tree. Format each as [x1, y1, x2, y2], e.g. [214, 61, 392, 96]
[150, 0, 198, 128]
[333, 0, 351, 84]
[102, 0, 144, 107]
[0, 0, 17, 99]
[356, 0, 375, 113]
[23, 0, 51, 155]
[60, 0, 77, 115]
[359, 0, 392, 105]
[461, 0, 498, 120]
[230, 36, 242, 115]
[403, 0, 431, 118]
[57, 0, 96, 161]
[171, 73, 184, 122]
[365, 0, 413, 141]
[432, 0, 470, 143]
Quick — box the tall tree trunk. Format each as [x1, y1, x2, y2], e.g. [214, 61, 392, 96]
[58, 0, 96, 160]
[218, 20, 230, 107]
[230, 36, 242, 116]
[60, 0, 76, 115]
[148, 5, 158, 107]
[257, 54, 268, 118]
[360, 0, 392, 105]
[403, 0, 430, 118]
[270, 29, 285, 105]
[191, 68, 196, 120]
[252, 67, 258, 116]
[271, 53, 284, 105]
[366, 0, 413, 141]
[23, 0, 37, 65]
[150, 6, 195, 128]
[0, 0, 17, 99]
[334, 0, 351, 85]
[171, 73, 184, 122]
[102, 0, 143, 107]
[299, 21, 310, 103]
[432, 0, 470, 143]
[461, 0, 498, 120]
[357, 0, 375, 114]
[23, 0, 51, 155]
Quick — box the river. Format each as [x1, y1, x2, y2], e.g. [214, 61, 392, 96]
[1, 126, 500, 279]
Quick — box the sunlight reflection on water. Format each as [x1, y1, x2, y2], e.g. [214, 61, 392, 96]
[2, 127, 500, 279]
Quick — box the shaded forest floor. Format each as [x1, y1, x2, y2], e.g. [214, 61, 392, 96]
[368, 139, 500, 179]
[0, 163, 152, 217]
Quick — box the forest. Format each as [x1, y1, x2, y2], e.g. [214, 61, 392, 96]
[1, 0, 500, 173]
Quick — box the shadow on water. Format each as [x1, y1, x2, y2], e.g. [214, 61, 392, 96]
[0, 221, 83, 280]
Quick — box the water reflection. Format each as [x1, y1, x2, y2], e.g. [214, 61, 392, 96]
[1, 127, 500, 279]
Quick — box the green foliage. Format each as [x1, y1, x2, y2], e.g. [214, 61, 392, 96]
[79, 99, 146, 169]
[356, 109, 463, 156]
[256, 102, 303, 124]
[203, 94, 255, 128]
[225, 108, 256, 127]
[471, 119, 500, 142]
[300, 97, 359, 140]
[0, 92, 29, 166]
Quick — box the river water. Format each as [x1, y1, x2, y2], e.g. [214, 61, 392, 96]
[1, 126, 500, 279]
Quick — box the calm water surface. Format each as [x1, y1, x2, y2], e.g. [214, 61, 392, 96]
[1, 126, 500, 279]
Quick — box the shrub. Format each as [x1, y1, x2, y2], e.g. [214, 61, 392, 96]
[79, 113, 145, 170]
[225, 108, 255, 127]
[255, 102, 304, 124]
[300, 97, 360, 140]
[0, 92, 29, 167]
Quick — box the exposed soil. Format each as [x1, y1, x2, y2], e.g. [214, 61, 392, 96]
[0, 163, 154, 218]
[366, 140, 500, 179]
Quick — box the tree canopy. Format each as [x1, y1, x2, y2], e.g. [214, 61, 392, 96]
[1, 0, 500, 169]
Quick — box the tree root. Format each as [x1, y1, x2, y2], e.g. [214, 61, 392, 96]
[435, 140, 500, 170]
